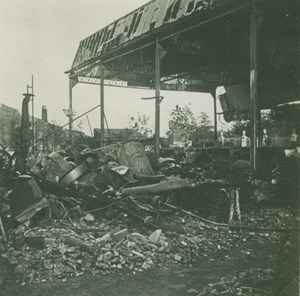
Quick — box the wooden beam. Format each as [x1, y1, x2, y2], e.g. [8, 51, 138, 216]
[68, 80, 73, 144]
[155, 39, 161, 156]
[210, 89, 218, 143]
[100, 65, 105, 147]
[121, 178, 191, 196]
[250, 3, 258, 176]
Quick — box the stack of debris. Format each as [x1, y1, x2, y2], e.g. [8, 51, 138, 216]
[0, 141, 297, 286]
[1, 209, 288, 285]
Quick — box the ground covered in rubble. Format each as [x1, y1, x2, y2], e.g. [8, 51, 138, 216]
[0, 205, 294, 296]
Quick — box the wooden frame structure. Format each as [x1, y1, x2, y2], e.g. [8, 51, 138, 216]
[66, 0, 299, 175]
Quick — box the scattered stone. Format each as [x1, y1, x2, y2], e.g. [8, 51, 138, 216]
[148, 229, 162, 244]
[83, 213, 95, 222]
[131, 233, 149, 243]
[0, 205, 285, 285]
[141, 260, 153, 270]
[159, 239, 169, 248]
[112, 229, 128, 242]
[131, 250, 145, 258]
[174, 254, 182, 261]
[103, 251, 113, 263]
[95, 233, 111, 247]
[127, 241, 136, 248]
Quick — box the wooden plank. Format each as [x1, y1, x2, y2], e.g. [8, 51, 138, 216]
[94, 30, 104, 54]
[177, 0, 189, 18]
[128, 11, 140, 39]
[114, 18, 125, 37]
[121, 179, 191, 196]
[118, 15, 131, 44]
[91, 32, 100, 55]
[91, 33, 99, 54]
[135, 5, 150, 37]
[103, 23, 115, 43]
[164, 0, 177, 23]
[118, 18, 127, 37]
[130, 9, 144, 38]
[250, 7, 258, 176]
[141, 0, 157, 34]
[150, 0, 162, 29]
[169, 0, 182, 20]
[155, 40, 161, 156]
[108, 23, 116, 40]
[155, 0, 171, 29]
[97, 27, 107, 52]
[123, 13, 134, 42]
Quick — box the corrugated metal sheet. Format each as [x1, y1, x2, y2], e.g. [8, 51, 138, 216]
[71, 0, 229, 69]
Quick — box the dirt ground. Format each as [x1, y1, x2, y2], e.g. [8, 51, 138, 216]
[1, 241, 278, 296]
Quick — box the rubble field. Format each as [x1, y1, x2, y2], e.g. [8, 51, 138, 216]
[0, 204, 294, 296]
[0, 142, 298, 295]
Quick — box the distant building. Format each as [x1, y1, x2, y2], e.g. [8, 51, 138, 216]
[0, 103, 89, 152]
[0, 104, 20, 149]
[94, 128, 144, 144]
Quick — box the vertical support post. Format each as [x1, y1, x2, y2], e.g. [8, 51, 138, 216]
[100, 65, 105, 147]
[69, 79, 73, 144]
[211, 89, 218, 143]
[257, 109, 262, 147]
[250, 3, 258, 176]
[31, 75, 34, 152]
[155, 40, 161, 156]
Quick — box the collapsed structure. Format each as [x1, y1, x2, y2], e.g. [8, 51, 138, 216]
[65, 0, 300, 175]
[0, 1, 299, 294]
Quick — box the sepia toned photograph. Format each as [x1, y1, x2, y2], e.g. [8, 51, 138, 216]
[0, 0, 299, 295]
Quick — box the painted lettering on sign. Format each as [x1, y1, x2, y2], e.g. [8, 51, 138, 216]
[78, 76, 128, 87]
[107, 61, 155, 75]
[174, 37, 202, 56]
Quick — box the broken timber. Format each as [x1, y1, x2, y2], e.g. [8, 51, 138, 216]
[121, 178, 191, 196]
[121, 179, 228, 196]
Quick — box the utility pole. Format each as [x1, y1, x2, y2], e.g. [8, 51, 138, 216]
[250, 2, 258, 176]
[65, 79, 74, 145]
[210, 88, 218, 143]
[100, 65, 105, 147]
[27, 75, 34, 152]
[154, 39, 166, 156]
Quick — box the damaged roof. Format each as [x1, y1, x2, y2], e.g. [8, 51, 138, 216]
[70, 0, 236, 69]
[67, 0, 300, 109]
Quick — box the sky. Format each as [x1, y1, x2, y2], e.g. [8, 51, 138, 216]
[0, 0, 219, 136]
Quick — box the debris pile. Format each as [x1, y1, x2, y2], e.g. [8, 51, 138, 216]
[0, 141, 297, 286]
[1, 208, 287, 285]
